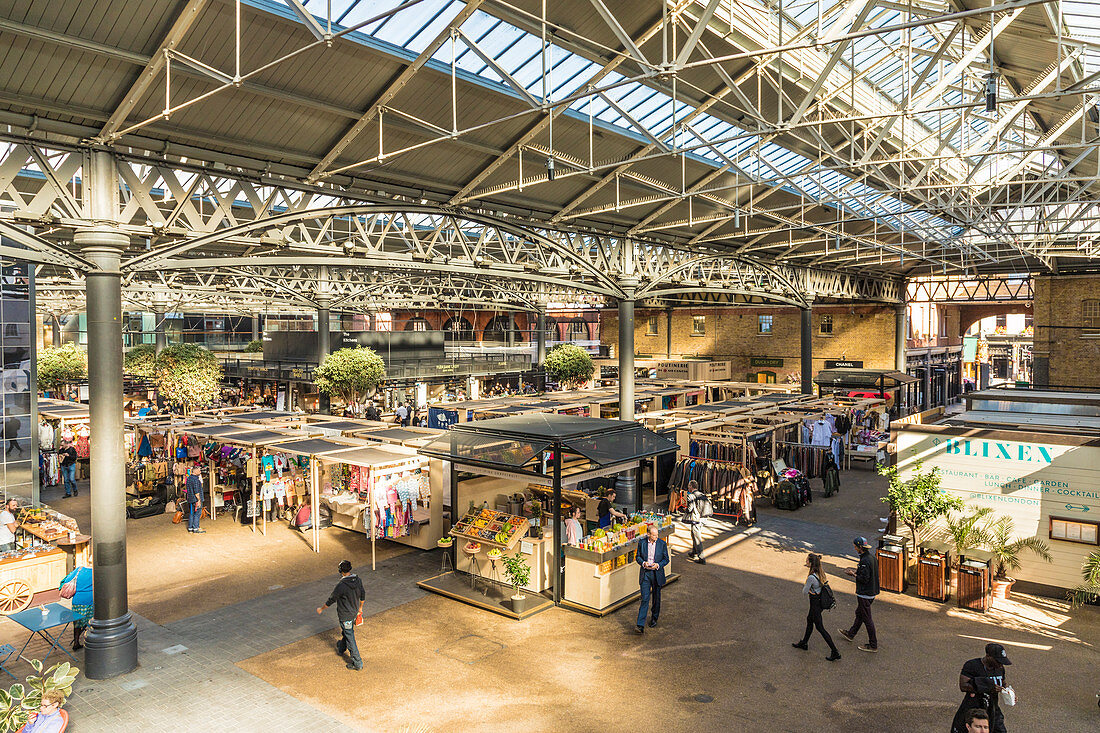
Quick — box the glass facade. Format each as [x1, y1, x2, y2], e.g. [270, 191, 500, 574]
[1, 240, 37, 502]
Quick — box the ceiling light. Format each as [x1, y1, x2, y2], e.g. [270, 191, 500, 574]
[984, 73, 998, 114]
[546, 157, 555, 181]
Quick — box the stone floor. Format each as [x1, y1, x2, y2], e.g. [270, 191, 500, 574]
[4, 470, 1097, 732]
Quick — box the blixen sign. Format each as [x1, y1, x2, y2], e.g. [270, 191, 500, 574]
[931, 437, 1055, 463]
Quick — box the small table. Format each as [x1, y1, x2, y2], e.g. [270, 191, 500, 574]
[56, 534, 91, 573]
[8, 604, 77, 665]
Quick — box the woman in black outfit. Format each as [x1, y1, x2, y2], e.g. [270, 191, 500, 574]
[792, 552, 841, 661]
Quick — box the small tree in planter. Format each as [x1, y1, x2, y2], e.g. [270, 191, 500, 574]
[879, 462, 962, 554]
[244, 340, 264, 353]
[500, 552, 532, 612]
[154, 343, 223, 415]
[122, 343, 157, 378]
[544, 344, 594, 389]
[37, 343, 87, 395]
[0, 659, 79, 732]
[985, 515, 1052, 599]
[945, 507, 993, 569]
[1067, 550, 1100, 608]
[314, 347, 386, 413]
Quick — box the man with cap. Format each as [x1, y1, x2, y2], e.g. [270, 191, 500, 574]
[950, 643, 1011, 733]
[838, 536, 879, 652]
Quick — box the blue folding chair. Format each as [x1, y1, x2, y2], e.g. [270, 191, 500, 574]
[0, 644, 17, 679]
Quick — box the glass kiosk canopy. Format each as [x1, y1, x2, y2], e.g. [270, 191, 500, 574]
[418, 413, 678, 483]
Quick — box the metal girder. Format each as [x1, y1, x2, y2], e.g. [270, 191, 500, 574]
[906, 275, 1033, 303]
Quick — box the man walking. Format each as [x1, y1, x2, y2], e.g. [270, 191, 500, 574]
[634, 524, 669, 634]
[317, 559, 365, 670]
[185, 466, 206, 534]
[839, 536, 879, 652]
[950, 643, 1012, 733]
[59, 440, 79, 497]
[682, 479, 706, 564]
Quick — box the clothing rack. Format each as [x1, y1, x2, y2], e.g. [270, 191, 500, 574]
[777, 442, 834, 478]
[667, 456, 757, 524]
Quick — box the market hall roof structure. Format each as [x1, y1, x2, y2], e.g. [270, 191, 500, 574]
[4, 0, 1100, 317]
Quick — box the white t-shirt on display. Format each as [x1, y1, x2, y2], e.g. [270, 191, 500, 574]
[0, 510, 16, 545]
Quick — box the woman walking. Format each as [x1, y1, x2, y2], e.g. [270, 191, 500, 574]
[792, 553, 841, 662]
[60, 553, 93, 650]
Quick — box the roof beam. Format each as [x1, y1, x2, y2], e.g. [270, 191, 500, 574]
[308, 0, 487, 181]
[587, 0, 651, 68]
[97, 0, 210, 141]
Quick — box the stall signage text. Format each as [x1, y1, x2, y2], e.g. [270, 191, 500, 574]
[750, 357, 784, 367]
[932, 437, 1053, 464]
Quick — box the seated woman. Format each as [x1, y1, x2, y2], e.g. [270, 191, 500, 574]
[20, 690, 66, 733]
[291, 497, 312, 531]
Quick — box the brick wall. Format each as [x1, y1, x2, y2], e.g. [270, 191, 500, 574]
[601, 305, 898, 382]
[1033, 275, 1100, 388]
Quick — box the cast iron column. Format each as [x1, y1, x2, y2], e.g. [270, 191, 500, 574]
[317, 303, 331, 413]
[51, 315, 61, 347]
[895, 304, 906, 411]
[618, 295, 635, 421]
[78, 233, 139, 678]
[154, 310, 167, 354]
[252, 313, 260, 342]
[368, 312, 377, 331]
[923, 354, 932, 411]
[552, 447, 562, 606]
[507, 311, 516, 348]
[536, 310, 547, 364]
[800, 306, 813, 395]
[666, 308, 673, 358]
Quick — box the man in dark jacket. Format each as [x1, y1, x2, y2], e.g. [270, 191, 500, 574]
[184, 466, 205, 534]
[839, 536, 879, 652]
[683, 480, 706, 564]
[59, 441, 79, 498]
[317, 560, 365, 670]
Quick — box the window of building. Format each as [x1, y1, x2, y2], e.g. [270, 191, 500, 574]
[691, 315, 706, 336]
[819, 314, 833, 335]
[995, 314, 1007, 329]
[647, 315, 659, 335]
[939, 313, 947, 338]
[1024, 314, 1033, 329]
[1084, 300, 1100, 320]
[758, 315, 772, 334]
[1050, 517, 1099, 545]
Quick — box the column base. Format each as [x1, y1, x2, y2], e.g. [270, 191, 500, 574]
[84, 613, 138, 679]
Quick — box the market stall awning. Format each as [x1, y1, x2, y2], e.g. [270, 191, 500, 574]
[419, 431, 548, 468]
[179, 424, 254, 437]
[218, 429, 306, 446]
[360, 427, 443, 446]
[266, 437, 357, 457]
[325, 444, 422, 467]
[307, 420, 375, 432]
[565, 430, 679, 465]
[813, 369, 918, 389]
[225, 410, 299, 422]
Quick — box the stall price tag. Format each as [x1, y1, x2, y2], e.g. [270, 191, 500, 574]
[520, 541, 533, 554]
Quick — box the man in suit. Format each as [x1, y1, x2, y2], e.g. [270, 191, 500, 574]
[634, 524, 669, 634]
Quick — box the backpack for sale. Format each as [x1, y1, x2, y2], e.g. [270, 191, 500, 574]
[775, 480, 798, 511]
[794, 475, 813, 506]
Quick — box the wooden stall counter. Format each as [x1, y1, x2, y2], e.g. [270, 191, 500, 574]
[0, 547, 67, 615]
[562, 524, 676, 616]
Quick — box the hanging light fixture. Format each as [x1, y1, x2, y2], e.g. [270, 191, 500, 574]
[546, 156, 555, 181]
[984, 72, 999, 114]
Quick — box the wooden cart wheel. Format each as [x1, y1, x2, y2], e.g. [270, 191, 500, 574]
[0, 580, 32, 615]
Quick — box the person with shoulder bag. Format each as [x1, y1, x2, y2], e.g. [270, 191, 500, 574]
[59, 553, 93, 650]
[792, 552, 841, 662]
[682, 479, 709, 564]
[185, 466, 206, 534]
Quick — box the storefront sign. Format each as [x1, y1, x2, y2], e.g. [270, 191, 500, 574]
[750, 357, 784, 368]
[825, 359, 863, 368]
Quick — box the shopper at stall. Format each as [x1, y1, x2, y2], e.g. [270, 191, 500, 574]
[792, 552, 841, 661]
[564, 506, 583, 545]
[59, 440, 79, 498]
[365, 401, 381, 421]
[839, 536, 879, 652]
[596, 489, 626, 530]
[634, 524, 669, 634]
[317, 559, 365, 671]
[60, 553, 93, 650]
[185, 466, 206, 534]
[0, 498, 19, 552]
[682, 479, 707, 564]
[950, 644, 1011, 733]
[395, 402, 409, 426]
[21, 690, 66, 733]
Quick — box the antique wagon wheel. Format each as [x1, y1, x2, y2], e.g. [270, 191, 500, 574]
[0, 580, 32, 614]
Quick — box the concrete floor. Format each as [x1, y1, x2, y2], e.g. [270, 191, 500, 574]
[8, 470, 1100, 732]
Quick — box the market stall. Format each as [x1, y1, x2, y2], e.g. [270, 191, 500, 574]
[37, 401, 91, 489]
[417, 414, 678, 619]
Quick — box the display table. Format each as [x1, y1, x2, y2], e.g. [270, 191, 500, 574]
[55, 534, 91, 573]
[563, 524, 676, 615]
[450, 508, 533, 591]
[454, 533, 553, 593]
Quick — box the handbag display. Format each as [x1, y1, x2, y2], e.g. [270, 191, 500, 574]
[172, 509, 184, 524]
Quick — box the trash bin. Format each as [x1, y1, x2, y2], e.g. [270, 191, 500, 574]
[877, 534, 908, 593]
[917, 540, 951, 603]
[957, 549, 993, 612]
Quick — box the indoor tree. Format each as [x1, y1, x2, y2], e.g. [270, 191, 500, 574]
[244, 340, 263, 353]
[945, 507, 993, 567]
[985, 515, 1053, 581]
[314, 347, 386, 411]
[543, 343, 594, 389]
[1067, 550, 1100, 608]
[879, 461, 962, 553]
[122, 342, 157, 378]
[36, 343, 87, 395]
[154, 343, 223, 414]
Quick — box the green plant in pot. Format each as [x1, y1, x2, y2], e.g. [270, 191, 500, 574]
[500, 552, 532, 612]
[985, 515, 1053, 600]
[946, 507, 993, 569]
[1066, 549, 1100, 608]
[0, 659, 79, 732]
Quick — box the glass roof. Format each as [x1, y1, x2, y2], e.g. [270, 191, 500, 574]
[282, 0, 967, 247]
[419, 430, 548, 467]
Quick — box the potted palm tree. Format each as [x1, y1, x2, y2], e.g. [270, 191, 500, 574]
[944, 507, 993, 594]
[500, 552, 532, 613]
[1067, 550, 1100, 608]
[985, 516, 1053, 600]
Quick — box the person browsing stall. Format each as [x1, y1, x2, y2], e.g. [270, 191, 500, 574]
[564, 506, 583, 545]
[0, 498, 20, 552]
[185, 466, 206, 534]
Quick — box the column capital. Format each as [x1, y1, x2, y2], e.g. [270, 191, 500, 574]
[74, 227, 128, 272]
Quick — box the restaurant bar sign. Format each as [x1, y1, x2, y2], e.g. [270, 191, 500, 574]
[750, 357, 784, 368]
[825, 360, 863, 368]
